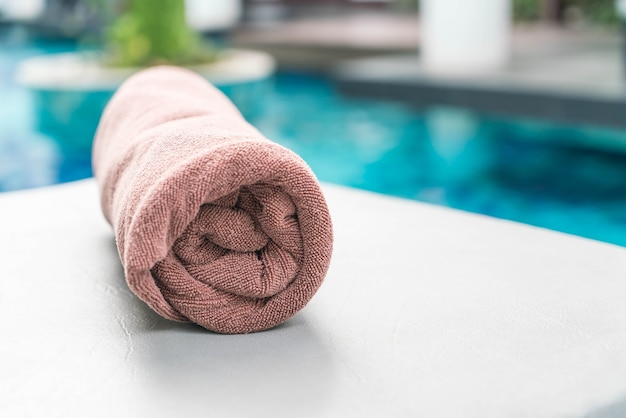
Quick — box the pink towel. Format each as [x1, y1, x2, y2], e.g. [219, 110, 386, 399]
[92, 66, 333, 334]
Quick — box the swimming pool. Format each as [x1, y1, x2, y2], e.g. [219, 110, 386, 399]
[3, 34, 626, 247]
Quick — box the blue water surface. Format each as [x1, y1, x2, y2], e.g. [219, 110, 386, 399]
[2, 33, 626, 247]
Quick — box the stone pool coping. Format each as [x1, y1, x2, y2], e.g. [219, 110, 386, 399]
[15, 48, 276, 90]
[334, 53, 626, 129]
[2, 179, 626, 417]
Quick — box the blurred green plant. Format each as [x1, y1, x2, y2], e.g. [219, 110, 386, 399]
[394, 0, 543, 20]
[104, 0, 217, 67]
[567, 0, 620, 25]
[513, 0, 542, 21]
[513, 0, 619, 24]
[393, 0, 419, 11]
[401, 0, 619, 25]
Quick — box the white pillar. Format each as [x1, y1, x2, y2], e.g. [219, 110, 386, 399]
[0, 0, 45, 20]
[420, 0, 511, 75]
[185, 0, 242, 32]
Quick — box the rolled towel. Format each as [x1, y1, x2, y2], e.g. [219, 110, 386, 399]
[93, 66, 333, 334]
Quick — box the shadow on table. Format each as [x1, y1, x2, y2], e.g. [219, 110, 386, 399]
[582, 395, 626, 418]
[101, 235, 336, 416]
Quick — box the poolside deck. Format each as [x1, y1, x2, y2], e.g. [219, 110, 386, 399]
[232, 13, 420, 71]
[233, 15, 626, 130]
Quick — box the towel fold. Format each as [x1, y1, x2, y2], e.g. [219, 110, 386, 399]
[93, 66, 333, 334]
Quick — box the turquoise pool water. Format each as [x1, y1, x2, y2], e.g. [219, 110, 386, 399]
[3, 35, 626, 247]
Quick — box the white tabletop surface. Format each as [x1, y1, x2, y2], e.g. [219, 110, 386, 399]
[1, 179, 625, 417]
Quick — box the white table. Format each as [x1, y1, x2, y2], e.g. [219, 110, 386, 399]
[1, 180, 625, 417]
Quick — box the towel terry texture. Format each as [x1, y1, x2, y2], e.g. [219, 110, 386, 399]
[92, 66, 333, 334]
